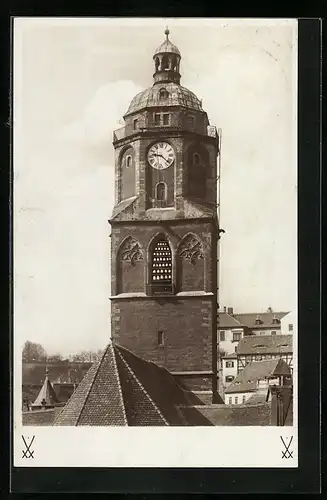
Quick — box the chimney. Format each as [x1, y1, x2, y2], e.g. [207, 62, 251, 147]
[227, 307, 233, 315]
[255, 315, 262, 325]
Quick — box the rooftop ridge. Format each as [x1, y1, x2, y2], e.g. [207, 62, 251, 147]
[111, 344, 128, 425]
[233, 311, 290, 316]
[115, 348, 169, 426]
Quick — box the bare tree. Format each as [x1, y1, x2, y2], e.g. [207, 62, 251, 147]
[22, 341, 47, 362]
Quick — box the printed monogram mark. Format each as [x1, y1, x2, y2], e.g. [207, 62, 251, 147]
[22, 435, 35, 459]
[280, 436, 293, 459]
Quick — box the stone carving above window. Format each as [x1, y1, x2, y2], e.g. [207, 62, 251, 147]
[119, 237, 143, 265]
[178, 235, 204, 264]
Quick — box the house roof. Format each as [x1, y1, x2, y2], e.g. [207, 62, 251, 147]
[233, 311, 289, 328]
[225, 358, 291, 394]
[54, 343, 205, 427]
[217, 312, 243, 328]
[236, 334, 293, 355]
[179, 403, 271, 426]
[31, 370, 59, 408]
[221, 353, 237, 359]
[23, 408, 57, 426]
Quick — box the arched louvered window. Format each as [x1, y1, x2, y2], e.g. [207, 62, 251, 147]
[151, 238, 173, 294]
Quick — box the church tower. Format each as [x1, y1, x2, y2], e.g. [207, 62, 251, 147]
[110, 29, 220, 401]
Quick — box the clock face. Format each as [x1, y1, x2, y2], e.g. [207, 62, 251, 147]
[147, 142, 175, 170]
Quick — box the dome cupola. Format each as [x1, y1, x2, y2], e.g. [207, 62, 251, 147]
[153, 28, 181, 85]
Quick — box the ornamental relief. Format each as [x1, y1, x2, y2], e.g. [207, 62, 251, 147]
[178, 235, 204, 265]
[119, 236, 143, 265]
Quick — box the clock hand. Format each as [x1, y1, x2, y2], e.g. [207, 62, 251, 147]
[157, 153, 169, 162]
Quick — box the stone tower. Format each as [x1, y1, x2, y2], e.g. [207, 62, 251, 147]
[110, 29, 220, 401]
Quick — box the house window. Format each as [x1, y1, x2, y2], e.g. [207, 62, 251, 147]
[154, 113, 161, 126]
[126, 155, 132, 168]
[157, 331, 165, 346]
[242, 395, 246, 404]
[225, 376, 234, 383]
[133, 118, 138, 130]
[162, 113, 170, 126]
[235, 397, 238, 405]
[220, 331, 225, 341]
[155, 182, 167, 202]
[233, 332, 241, 342]
[271, 330, 277, 335]
[226, 361, 234, 368]
[228, 397, 232, 405]
[289, 324, 293, 331]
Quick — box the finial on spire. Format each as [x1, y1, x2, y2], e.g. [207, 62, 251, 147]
[165, 27, 170, 38]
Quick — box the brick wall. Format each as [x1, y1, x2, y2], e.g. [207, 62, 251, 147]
[111, 221, 215, 296]
[118, 260, 145, 294]
[120, 146, 136, 201]
[112, 297, 214, 374]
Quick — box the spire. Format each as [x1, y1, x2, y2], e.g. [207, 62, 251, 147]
[153, 28, 181, 85]
[31, 368, 59, 410]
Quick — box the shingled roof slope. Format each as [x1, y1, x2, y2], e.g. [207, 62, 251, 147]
[225, 358, 291, 394]
[237, 335, 293, 355]
[54, 343, 205, 426]
[233, 311, 289, 328]
[180, 403, 272, 426]
[217, 312, 243, 328]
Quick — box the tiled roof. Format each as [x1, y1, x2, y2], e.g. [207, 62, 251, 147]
[125, 82, 203, 116]
[233, 311, 289, 328]
[225, 358, 291, 394]
[54, 343, 201, 426]
[217, 312, 243, 328]
[236, 334, 293, 355]
[180, 403, 271, 426]
[23, 408, 57, 426]
[245, 392, 269, 405]
[154, 38, 181, 56]
[31, 372, 59, 408]
[221, 353, 237, 359]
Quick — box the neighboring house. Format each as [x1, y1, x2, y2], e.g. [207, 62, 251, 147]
[236, 335, 293, 374]
[217, 308, 290, 357]
[233, 310, 289, 336]
[280, 311, 296, 335]
[217, 310, 245, 355]
[224, 358, 292, 405]
[221, 353, 238, 387]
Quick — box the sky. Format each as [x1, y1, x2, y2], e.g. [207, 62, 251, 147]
[13, 18, 298, 356]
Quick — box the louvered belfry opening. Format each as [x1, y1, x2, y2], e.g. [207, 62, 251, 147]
[151, 238, 173, 295]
